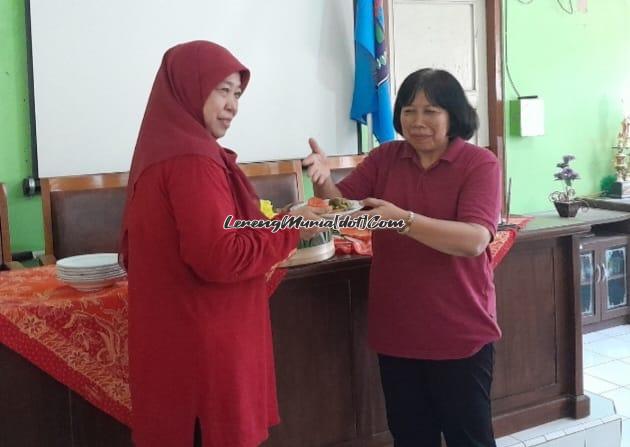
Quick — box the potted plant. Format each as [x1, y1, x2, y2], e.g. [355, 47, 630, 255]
[549, 155, 582, 217]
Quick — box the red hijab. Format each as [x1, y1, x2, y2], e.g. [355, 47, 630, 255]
[120, 41, 263, 261]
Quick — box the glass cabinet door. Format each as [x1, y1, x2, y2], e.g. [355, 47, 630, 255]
[580, 252, 595, 316]
[604, 246, 628, 310]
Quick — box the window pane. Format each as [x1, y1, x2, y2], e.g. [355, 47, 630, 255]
[580, 253, 594, 316]
[607, 278, 627, 309]
[606, 247, 626, 276]
[581, 253, 593, 283]
[605, 247, 627, 309]
[581, 284, 594, 315]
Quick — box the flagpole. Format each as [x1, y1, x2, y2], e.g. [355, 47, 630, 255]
[366, 112, 375, 150]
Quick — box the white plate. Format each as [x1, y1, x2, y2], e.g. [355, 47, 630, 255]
[57, 269, 127, 278]
[62, 278, 122, 292]
[292, 199, 363, 219]
[57, 265, 123, 276]
[57, 271, 126, 282]
[57, 253, 120, 269]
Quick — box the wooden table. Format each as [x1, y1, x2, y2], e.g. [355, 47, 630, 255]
[4, 209, 630, 446]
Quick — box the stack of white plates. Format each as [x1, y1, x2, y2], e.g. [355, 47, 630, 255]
[56, 253, 127, 292]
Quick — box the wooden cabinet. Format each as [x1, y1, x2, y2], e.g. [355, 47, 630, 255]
[580, 234, 630, 329]
[2, 227, 593, 446]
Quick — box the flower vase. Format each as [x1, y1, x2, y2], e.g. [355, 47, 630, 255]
[553, 200, 580, 218]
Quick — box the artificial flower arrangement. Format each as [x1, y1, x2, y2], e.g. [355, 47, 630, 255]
[549, 155, 584, 217]
[550, 155, 580, 201]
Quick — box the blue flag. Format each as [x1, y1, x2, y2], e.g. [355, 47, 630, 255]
[350, 0, 395, 144]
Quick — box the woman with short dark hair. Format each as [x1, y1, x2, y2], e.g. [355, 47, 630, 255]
[393, 68, 478, 140]
[304, 68, 501, 447]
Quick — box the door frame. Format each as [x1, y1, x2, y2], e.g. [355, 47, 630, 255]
[384, 0, 505, 200]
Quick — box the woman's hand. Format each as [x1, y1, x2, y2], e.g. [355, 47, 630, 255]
[287, 205, 327, 241]
[354, 198, 408, 224]
[302, 138, 331, 185]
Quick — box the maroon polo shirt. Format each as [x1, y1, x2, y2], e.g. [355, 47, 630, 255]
[337, 137, 502, 360]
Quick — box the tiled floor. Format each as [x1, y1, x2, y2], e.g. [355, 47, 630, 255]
[495, 392, 621, 446]
[583, 324, 630, 447]
[494, 325, 630, 446]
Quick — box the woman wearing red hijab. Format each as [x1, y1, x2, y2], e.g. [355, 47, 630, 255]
[121, 41, 318, 447]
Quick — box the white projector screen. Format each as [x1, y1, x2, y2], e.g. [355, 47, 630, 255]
[29, 0, 358, 178]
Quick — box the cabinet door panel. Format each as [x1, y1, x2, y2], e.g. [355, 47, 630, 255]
[602, 243, 630, 320]
[581, 235, 630, 327]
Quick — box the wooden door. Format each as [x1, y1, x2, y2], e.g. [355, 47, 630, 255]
[388, 0, 489, 147]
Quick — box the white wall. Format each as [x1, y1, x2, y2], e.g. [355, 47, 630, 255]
[30, 0, 358, 177]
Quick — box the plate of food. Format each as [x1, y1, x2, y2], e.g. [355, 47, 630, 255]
[306, 197, 362, 219]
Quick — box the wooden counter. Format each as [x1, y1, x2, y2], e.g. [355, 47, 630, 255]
[517, 208, 630, 240]
[2, 208, 630, 446]
[584, 196, 630, 213]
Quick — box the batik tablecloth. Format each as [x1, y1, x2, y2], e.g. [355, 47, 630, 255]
[0, 266, 131, 425]
[334, 216, 533, 269]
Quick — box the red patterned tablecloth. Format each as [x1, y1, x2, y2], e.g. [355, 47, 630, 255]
[334, 216, 533, 270]
[488, 217, 533, 269]
[0, 266, 131, 425]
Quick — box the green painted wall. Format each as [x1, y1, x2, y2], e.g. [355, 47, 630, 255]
[3, 1, 630, 254]
[0, 0, 43, 252]
[504, 0, 630, 213]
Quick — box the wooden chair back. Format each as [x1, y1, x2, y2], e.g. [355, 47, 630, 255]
[328, 154, 366, 184]
[39, 160, 304, 260]
[40, 173, 129, 260]
[238, 159, 304, 208]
